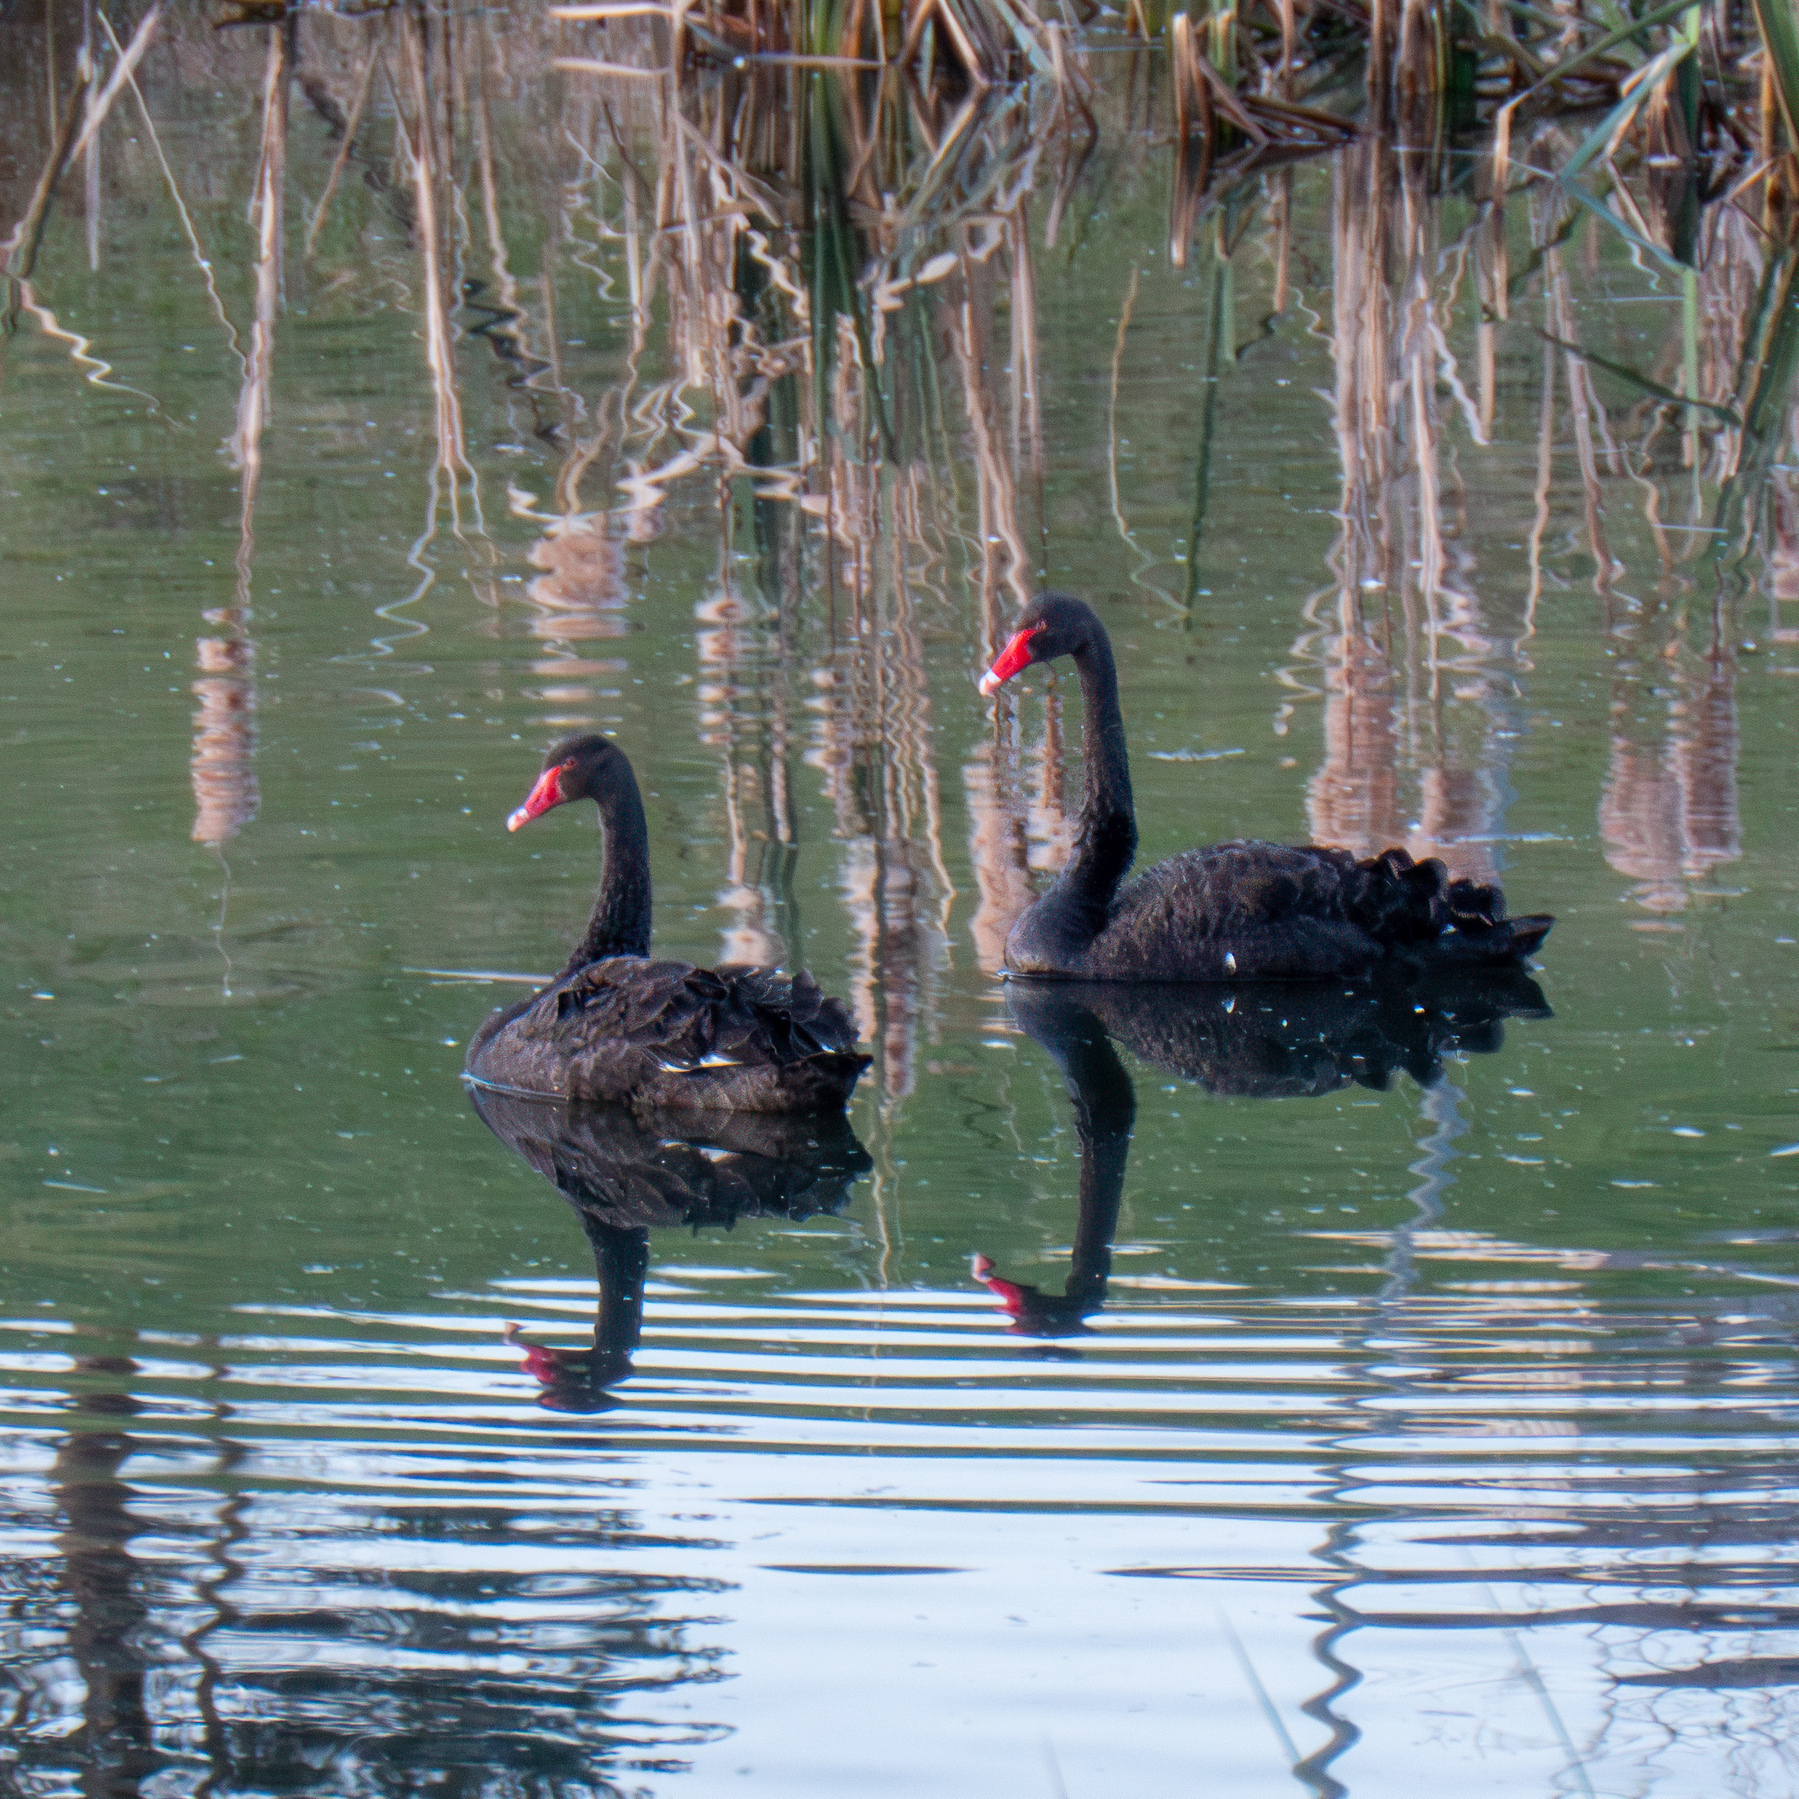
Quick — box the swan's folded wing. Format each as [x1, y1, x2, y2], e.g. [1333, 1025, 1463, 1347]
[547, 958, 721, 1064]
[1115, 841, 1364, 935]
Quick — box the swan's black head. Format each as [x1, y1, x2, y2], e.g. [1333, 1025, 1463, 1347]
[978, 592, 1103, 697]
[506, 733, 632, 832]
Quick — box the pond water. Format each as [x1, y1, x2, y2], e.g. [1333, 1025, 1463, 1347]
[4, 18, 1799, 1797]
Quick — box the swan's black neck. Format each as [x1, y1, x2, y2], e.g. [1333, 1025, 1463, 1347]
[566, 762, 653, 970]
[1049, 622, 1138, 934]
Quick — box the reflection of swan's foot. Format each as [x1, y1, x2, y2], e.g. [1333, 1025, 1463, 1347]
[971, 1254, 1094, 1339]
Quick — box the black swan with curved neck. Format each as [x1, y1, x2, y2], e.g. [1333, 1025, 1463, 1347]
[979, 593, 1553, 982]
[464, 735, 870, 1112]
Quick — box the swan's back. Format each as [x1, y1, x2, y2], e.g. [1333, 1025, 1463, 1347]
[1020, 840, 1549, 982]
[465, 957, 870, 1113]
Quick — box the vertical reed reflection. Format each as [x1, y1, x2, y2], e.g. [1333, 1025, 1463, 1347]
[806, 507, 955, 1107]
[46, 1357, 159, 1798]
[1600, 612, 1742, 919]
[700, 566, 793, 968]
[193, 26, 287, 850]
[1299, 139, 1519, 886]
[518, 509, 632, 732]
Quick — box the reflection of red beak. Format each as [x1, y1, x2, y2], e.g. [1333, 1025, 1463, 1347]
[506, 762, 571, 833]
[971, 1252, 1032, 1321]
[978, 626, 1041, 697]
[504, 1321, 579, 1385]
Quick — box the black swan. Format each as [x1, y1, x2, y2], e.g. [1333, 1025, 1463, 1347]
[470, 1085, 870, 1410]
[978, 593, 1553, 982]
[463, 735, 870, 1112]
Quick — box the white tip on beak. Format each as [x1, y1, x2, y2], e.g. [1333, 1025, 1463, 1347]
[506, 807, 530, 832]
[978, 670, 1002, 698]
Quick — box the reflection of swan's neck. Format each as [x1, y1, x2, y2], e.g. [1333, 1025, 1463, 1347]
[1054, 628, 1138, 927]
[569, 770, 653, 970]
[579, 1213, 650, 1367]
[1065, 1034, 1135, 1314]
[1028, 997, 1136, 1320]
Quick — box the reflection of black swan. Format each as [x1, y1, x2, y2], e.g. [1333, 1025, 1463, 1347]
[1009, 965, 1552, 1099]
[470, 1086, 871, 1410]
[975, 968, 1551, 1335]
[978, 593, 1553, 981]
[974, 997, 1134, 1339]
[464, 736, 869, 1112]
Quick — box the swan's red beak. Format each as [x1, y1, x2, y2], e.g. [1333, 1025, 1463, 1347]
[978, 625, 1042, 697]
[507, 762, 572, 832]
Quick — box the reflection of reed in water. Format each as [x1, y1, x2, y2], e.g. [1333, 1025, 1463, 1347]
[192, 27, 286, 848]
[43, 1364, 158, 1795]
[1601, 631, 1741, 916]
[945, 239, 1070, 973]
[1303, 599, 1404, 857]
[502, 509, 633, 733]
[1297, 139, 1518, 888]
[807, 534, 954, 1106]
[697, 576, 793, 968]
[963, 682, 1075, 973]
[963, 720, 1039, 974]
[191, 627, 259, 848]
[527, 513, 627, 638]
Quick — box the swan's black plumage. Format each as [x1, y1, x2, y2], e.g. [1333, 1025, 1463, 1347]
[980, 593, 1553, 982]
[464, 735, 869, 1112]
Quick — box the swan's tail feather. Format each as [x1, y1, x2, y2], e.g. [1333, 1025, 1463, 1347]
[1446, 876, 1505, 930]
[1349, 847, 1452, 946]
[1434, 913, 1554, 965]
[1350, 849, 1552, 964]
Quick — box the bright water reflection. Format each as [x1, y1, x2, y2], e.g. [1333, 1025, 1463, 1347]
[5, 11, 1799, 1795]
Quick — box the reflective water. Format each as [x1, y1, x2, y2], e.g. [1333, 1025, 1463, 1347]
[5, 15, 1799, 1796]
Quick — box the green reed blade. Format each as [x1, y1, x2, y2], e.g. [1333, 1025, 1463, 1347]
[1523, 319, 1742, 423]
[1749, 0, 1799, 148]
[1559, 177, 1686, 276]
[1558, 37, 1691, 180]
[1511, 0, 1700, 104]
[1712, 250, 1799, 564]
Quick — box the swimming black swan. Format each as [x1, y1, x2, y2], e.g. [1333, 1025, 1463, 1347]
[979, 593, 1553, 982]
[463, 735, 870, 1112]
